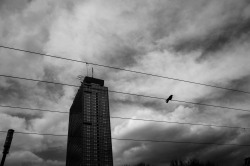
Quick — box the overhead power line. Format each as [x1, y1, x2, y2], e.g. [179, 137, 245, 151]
[0, 74, 250, 113]
[0, 130, 249, 147]
[1, 45, 250, 95]
[0, 104, 69, 114]
[110, 116, 250, 130]
[1, 104, 249, 130]
[111, 138, 250, 147]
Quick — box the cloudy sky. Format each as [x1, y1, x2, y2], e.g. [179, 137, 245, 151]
[0, 0, 250, 165]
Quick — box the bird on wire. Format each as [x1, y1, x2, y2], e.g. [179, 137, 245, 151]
[166, 95, 173, 103]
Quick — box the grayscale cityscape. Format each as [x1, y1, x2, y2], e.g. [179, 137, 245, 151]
[0, 0, 250, 166]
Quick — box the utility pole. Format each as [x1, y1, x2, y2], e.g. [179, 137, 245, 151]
[1, 129, 14, 166]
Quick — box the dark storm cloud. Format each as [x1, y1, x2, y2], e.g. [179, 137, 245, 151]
[0, 0, 31, 14]
[5, 110, 43, 121]
[39, 65, 65, 102]
[0, 78, 29, 104]
[0, 73, 64, 106]
[199, 132, 250, 165]
[103, 44, 141, 68]
[0, 1, 73, 165]
[133, 123, 247, 165]
[35, 147, 66, 162]
[172, 7, 250, 57]
[115, 120, 242, 165]
[1, 0, 250, 165]
[197, 146, 240, 166]
[194, 75, 250, 109]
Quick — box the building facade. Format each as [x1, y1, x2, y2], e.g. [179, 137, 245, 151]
[66, 77, 113, 166]
[245, 157, 250, 166]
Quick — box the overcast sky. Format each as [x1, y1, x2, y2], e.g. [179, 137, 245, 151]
[0, 0, 250, 165]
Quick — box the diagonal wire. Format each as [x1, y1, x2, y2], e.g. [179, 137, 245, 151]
[0, 104, 69, 114]
[1, 45, 250, 95]
[0, 74, 250, 113]
[0, 104, 250, 130]
[111, 138, 250, 147]
[0, 130, 249, 147]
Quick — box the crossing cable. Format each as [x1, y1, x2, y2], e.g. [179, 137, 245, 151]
[1, 104, 249, 130]
[0, 130, 249, 147]
[1, 45, 250, 95]
[0, 74, 250, 113]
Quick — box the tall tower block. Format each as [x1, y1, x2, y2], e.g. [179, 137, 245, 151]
[66, 76, 113, 166]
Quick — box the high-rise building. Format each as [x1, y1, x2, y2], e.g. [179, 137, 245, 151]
[66, 76, 113, 166]
[245, 157, 250, 166]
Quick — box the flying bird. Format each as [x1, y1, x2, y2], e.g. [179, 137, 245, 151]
[166, 95, 173, 103]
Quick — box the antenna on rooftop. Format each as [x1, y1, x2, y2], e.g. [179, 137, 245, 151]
[92, 67, 94, 78]
[86, 63, 89, 76]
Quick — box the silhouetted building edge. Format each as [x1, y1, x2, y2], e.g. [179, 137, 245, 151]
[66, 77, 113, 166]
